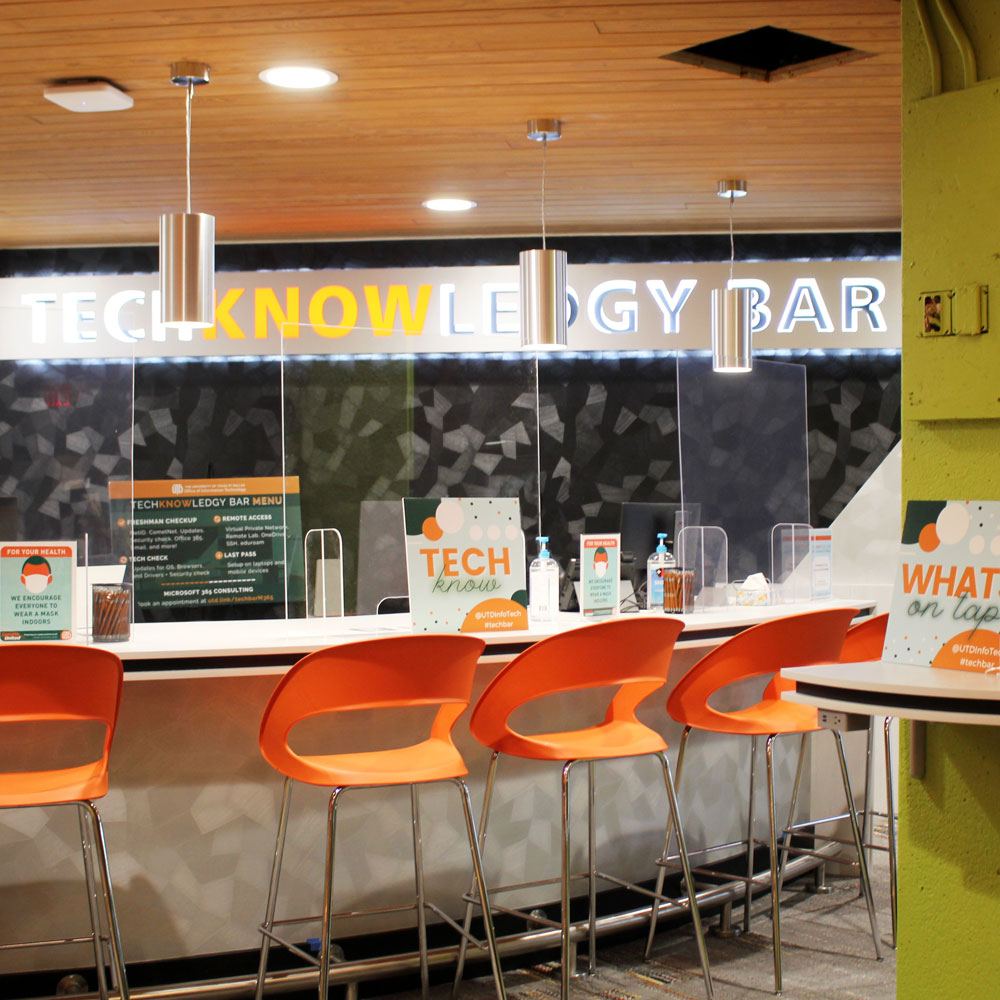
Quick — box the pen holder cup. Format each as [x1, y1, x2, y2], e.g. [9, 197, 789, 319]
[662, 569, 694, 614]
[92, 584, 132, 643]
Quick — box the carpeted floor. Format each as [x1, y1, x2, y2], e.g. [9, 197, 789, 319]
[397, 844, 896, 1000]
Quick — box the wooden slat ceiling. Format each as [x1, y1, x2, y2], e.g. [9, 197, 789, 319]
[0, 0, 901, 249]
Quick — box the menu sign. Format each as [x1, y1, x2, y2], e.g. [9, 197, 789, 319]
[580, 534, 621, 617]
[884, 500, 1000, 673]
[109, 477, 303, 610]
[403, 497, 527, 633]
[0, 541, 76, 641]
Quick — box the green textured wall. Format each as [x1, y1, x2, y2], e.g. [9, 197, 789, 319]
[900, 2, 1000, 996]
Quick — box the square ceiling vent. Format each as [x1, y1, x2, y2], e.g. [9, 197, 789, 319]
[662, 25, 867, 81]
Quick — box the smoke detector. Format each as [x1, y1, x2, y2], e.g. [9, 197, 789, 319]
[43, 80, 133, 112]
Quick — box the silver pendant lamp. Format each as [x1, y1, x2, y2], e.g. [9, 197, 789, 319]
[159, 61, 215, 330]
[520, 119, 567, 349]
[712, 179, 752, 373]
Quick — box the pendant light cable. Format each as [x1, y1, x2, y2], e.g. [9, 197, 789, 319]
[728, 190, 735, 288]
[535, 354, 543, 538]
[541, 135, 548, 251]
[185, 81, 193, 214]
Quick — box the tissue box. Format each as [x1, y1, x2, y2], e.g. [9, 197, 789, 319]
[734, 574, 771, 606]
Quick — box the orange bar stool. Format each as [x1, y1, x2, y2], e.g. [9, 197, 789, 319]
[840, 611, 895, 947]
[455, 617, 713, 1000]
[0, 643, 130, 1000]
[650, 607, 880, 994]
[253, 634, 506, 1000]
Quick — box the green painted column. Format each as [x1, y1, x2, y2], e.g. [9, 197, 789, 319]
[900, 2, 1000, 996]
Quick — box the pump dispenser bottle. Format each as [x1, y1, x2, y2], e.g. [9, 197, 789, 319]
[646, 533, 674, 610]
[529, 536, 560, 622]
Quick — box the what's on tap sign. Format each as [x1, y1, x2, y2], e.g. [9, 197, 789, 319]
[884, 501, 1000, 673]
[0, 260, 900, 361]
[403, 497, 527, 633]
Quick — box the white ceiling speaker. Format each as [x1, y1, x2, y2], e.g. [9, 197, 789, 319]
[43, 81, 133, 113]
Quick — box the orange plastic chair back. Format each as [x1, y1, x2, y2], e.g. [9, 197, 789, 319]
[259, 633, 486, 788]
[840, 612, 889, 663]
[666, 607, 858, 736]
[470, 616, 686, 761]
[0, 643, 124, 807]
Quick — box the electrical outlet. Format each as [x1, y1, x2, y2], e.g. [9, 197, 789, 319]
[953, 283, 988, 336]
[918, 290, 952, 337]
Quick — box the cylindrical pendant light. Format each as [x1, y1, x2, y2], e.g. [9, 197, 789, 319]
[711, 178, 752, 372]
[159, 61, 215, 330]
[160, 212, 215, 328]
[520, 248, 567, 349]
[711, 286, 752, 372]
[520, 119, 567, 349]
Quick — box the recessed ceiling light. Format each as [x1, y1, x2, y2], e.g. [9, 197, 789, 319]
[423, 198, 477, 212]
[259, 66, 338, 89]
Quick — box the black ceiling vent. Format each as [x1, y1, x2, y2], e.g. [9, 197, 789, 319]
[662, 25, 867, 81]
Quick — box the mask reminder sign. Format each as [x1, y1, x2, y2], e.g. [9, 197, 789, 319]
[403, 497, 527, 633]
[1, 542, 76, 641]
[884, 500, 1000, 673]
[580, 534, 621, 617]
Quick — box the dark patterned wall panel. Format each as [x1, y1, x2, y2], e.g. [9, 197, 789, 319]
[0, 352, 900, 614]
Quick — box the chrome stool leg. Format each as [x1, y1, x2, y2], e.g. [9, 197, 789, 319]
[586, 761, 597, 976]
[658, 751, 714, 1000]
[644, 726, 690, 960]
[832, 731, 882, 960]
[776, 732, 809, 899]
[255, 777, 293, 1000]
[560, 761, 575, 1000]
[453, 779, 507, 1000]
[82, 801, 129, 1000]
[410, 786, 431, 1000]
[318, 787, 346, 1000]
[78, 804, 110, 1000]
[765, 735, 782, 995]
[745, 736, 758, 935]
[453, 751, 500, 995]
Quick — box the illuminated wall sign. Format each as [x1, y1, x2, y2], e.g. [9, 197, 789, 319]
[0, 260, 900, 361]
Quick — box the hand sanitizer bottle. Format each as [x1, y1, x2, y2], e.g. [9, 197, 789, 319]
[529, 536, 560, 622]
[646, 533, 674, 610]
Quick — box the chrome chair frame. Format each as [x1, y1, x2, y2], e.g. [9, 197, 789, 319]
[254, 775, 505, 1000]
[645, 724, 881, 995]
[455, 748, 714, 1000]
[1, 799, 129, 1000]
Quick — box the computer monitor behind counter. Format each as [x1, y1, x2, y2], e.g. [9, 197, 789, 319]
[619, 501, 701, 587]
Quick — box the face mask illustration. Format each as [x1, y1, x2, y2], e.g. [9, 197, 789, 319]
[593, 547, 609, 578]
[20, 558, 53, 594]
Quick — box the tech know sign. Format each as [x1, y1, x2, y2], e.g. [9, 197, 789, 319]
[0, 259, 900, 361]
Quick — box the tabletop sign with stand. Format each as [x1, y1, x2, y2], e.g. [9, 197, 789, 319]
[109, 477, 303, 611]
[883, 500, 1000, 673]
[402, 497, 527, 633]
[0, 541, 76, 641]
[579, 534, 621, 617]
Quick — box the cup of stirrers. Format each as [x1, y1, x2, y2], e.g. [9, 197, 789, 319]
[92, 584, 131, 643]
[662, 569, 695, 613]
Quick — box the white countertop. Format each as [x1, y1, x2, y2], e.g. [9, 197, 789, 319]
[91, 598, 872, 679]
[783, 659, 1000, 725]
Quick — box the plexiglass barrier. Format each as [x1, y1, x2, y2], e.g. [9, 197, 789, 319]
[676, 354, 810, 584]
[676, 525, 729, 612]
[770, 522, 813, 604]
[304, 528, 344, 617]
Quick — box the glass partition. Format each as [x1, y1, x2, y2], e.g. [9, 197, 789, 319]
[676, 355, 809, 585]
[0, 306, 134, 641]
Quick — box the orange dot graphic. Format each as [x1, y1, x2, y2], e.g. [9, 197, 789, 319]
[918, 523, 939, 552]
[422, 516, 443, 541]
